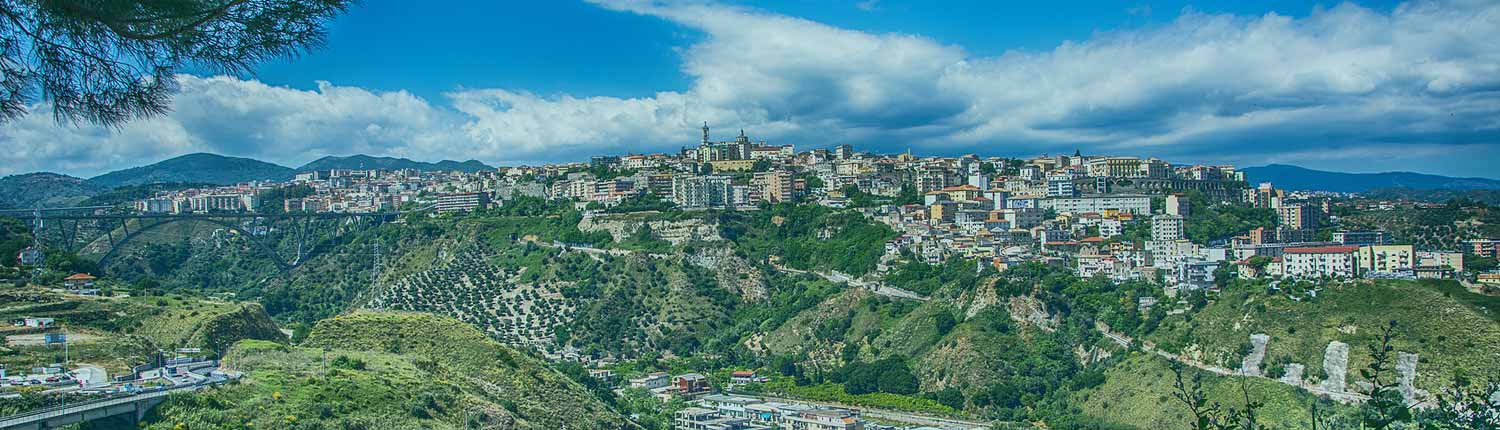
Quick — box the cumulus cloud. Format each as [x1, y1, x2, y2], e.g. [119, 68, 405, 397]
[2, 0, 1498, 177]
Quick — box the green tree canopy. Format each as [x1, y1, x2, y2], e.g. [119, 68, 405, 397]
[0, 0, 353, 125]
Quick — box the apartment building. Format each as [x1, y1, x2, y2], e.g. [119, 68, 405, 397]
[1282, 246, 1360, 278]
[1040, 195, 1151, 215]
[435, 192, 489, 213]
[1334, 230, 1389, 246]
[1358, 245, 1415, 274]
[1152, 215, 1185, 242]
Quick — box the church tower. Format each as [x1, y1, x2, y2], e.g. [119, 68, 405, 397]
[702, 121, 711, 144]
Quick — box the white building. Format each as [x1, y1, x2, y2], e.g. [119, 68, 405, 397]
[672, 175, 732, 209]
[1282, 246, 1360, 278]
[1040, 195, 1151, 215]
[1152, 215, 1185, 242]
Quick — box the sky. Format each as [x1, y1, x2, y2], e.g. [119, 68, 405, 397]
[2, 0, 1497, 178]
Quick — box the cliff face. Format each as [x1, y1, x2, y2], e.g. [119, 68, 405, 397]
[577, 215, 722, 245]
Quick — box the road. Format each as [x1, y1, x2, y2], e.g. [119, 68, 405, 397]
[771, 264, 930, 301]
[728, 391, 997, 430]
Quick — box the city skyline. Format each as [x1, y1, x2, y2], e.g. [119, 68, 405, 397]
[3, 0, 1497, 179]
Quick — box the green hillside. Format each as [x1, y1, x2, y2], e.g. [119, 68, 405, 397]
[1076, 353, 1349, 429]
[88, 153, 295, 187]
[1147, 279, 1500, 392]
[0, 287, 283, 375]
[0, 172, 106, 209]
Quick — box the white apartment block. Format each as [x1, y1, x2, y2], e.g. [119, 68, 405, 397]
[1282, 246, 1360, 278]
[1152, 215, 1184, 242]
[1040, 195, 1151, 215]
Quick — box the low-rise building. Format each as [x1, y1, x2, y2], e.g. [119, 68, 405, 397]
[629, 372, 670, 390]
[1282, 246, 1360, 278]
[1358, 245, 1415, 274]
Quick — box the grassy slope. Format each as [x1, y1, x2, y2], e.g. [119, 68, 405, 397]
[0, 288, 282, 375]
[300, 311, 632, 429]
[1147, 280, 1500, 392]
[1076, 353, 1348, 429]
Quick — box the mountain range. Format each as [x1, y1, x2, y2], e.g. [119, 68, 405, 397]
[297, 154, 493, 173]
[1240, 164, 1500, 193]
[88, 153, 298, 187]
[0, 172, 109, 209]
[0, 153, 497, 209]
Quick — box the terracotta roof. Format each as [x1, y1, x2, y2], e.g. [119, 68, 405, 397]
[1081, 237, 1106, 243]
[1285, 246, 1359, 254]
[64, 273, 96, 281]
[940, 184, 981, 191]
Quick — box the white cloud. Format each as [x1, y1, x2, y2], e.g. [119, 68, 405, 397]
[2, 0, 1498, 178]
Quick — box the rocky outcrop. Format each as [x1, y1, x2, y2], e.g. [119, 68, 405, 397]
[1241, 333, 1270, 376]
[687, 247, 768, 300]
[578, 215, 721, 245]
[1280, 363, 1305, 385]
[1396, 352, 1423, 404]
[1321, 341, 1350, 393]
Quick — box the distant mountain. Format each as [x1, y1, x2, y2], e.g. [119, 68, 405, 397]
[0, 172, 108, 209]
[88, 153, 295, 187]
[297, 154, 493, 173]
[1240, 164, 1500, 193]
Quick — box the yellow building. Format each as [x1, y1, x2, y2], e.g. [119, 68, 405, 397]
[709, 159, 757, 172]
[1358, 245, 1415, 274]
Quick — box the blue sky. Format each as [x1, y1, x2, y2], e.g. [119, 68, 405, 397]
[3, 0, 1496, 178]
[252, 0, 1403, 100]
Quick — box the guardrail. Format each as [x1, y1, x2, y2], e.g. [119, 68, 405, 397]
[0, 379, 221, 429]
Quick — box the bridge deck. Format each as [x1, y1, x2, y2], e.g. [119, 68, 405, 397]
[0, 386, 200, 430]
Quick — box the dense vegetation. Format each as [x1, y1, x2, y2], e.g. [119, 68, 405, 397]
[1183, 190, 1277, 243]
[142, 312, 631, 430]
[1340, 199, 1499, 251]
[0, 216, 31, 268]
[720, 203, 897, 276]
[0, 172, 105, 209]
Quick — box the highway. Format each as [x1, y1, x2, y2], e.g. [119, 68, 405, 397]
[726, 391, 999, 430]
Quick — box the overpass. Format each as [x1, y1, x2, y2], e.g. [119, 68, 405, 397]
[0, 384, 202, 430]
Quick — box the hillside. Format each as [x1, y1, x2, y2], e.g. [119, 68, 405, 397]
[47, 198, 1498, 427]
[0, 172, 106, 209]
[0, 287, 284, 375]
[1075, 353, 1343, 429]
[248, 311, 627, 429]
[1146, 279, 1500, 393]
[88, 153, 295, 187]
[1241, 164, 1500, 192]
[145, 314, 634, 430]
[299, 154, 493, 172]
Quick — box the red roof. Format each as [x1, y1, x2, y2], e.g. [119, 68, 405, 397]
[1284, 246, 1359, 254]
[940, 184, 980, 191]
[1081, 237, 1106, 243]
[64, 273, 96, 281]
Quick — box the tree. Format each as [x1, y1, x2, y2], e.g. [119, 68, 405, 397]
[1359, 320, 1412, 429]
[0, 0, 353, 126]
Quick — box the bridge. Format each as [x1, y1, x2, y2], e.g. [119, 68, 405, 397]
[2, 205, 432, 274]
[0, 384, 201, 430]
